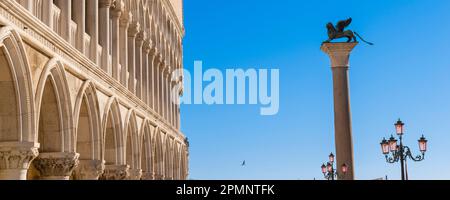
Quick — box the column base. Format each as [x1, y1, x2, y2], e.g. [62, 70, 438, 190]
[72, 159, 105, 180]
[0, 142, 39, 180]
[100, 164, 129, 180]
[33, 152, 79, 180]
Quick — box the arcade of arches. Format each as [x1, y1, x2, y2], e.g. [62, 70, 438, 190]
[0, 0, 188, 180]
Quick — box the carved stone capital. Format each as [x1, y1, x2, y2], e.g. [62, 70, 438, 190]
[99, 0, 114, 8]
[128, 22, 140, 37]
[100, 164, 129, 180]
[143, 39, 153, 53]
[128, 168, 142, 180]
[0, 142, 39, 180]
[321, 42, 358, 68]
[119, 11, 132, 28]
[33, 152, 79, 180]
[110, 0, 124, 18]
[154, 174, 165, 180]
[141, 171, 155, 180]
[136, 31, 146, 43]
[72, 159, 105, 180]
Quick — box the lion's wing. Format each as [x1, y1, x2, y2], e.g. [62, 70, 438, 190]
[336, 18, 352, 32]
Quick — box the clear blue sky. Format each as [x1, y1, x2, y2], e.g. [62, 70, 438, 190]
[180, 0, 450, 180]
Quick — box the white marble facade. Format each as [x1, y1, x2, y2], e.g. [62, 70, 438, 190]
[0, 0, 188, 180]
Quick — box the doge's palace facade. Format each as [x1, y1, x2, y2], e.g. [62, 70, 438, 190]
[0, 0, 188, 180]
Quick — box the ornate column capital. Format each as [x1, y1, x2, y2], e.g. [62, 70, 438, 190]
[0, 142, 39, 180]
[100, 164, 130, 180]
[120, 11, 132, 28]
[99, 0, 114, 8]
[143, 39, 153, 54]
[128, 22, 141, 38]
[0, 142, 39, 169]
[111, 0, 124, 19]
[321, 42, 358, 68]
[141, 171, 155, 180]
[33, 152, 79, 180]
[72, 159, 105, 180]
[136, 31, 146, 43]
[128, 169, 143, 180]
[154, 174, 165, 180]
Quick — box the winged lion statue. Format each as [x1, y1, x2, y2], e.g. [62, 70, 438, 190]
[323, 18, 373, 45]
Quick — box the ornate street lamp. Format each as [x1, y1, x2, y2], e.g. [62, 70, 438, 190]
[380, 119, 428, 180]
[321, 152, 347, 180]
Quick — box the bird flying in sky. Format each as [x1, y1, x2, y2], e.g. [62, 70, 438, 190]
[241, 160, 246, 166]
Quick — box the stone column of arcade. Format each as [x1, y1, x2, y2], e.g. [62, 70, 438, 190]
[321, 42, 358, 180]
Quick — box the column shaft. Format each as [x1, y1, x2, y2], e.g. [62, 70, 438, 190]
[72, 0, 85, 52]
[119, 13, 130, 87]
[86, 0, 99, 63]
[321, 42, 357, 180]
[127, 22, 139, 93]
[135, 33, 144, 99]
[54, 0, 71, 41]
[111, 2, 123, 81]
[98, 0, 112, 74]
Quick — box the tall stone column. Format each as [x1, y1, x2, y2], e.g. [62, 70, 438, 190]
[54, 0, 72, 41]
[110, 0, 123, 81]
[142, 39, 152, 105]
[127, 22, 140, 93]
[321, 42, 357, 180]
[135, 32, 145, 99]
[86, 0, 99, 63]
[41, 0, 53, 28]
[33, 152, 79, 180]
[72, 0, 85, 52]
[72, 159, 105, 180]
[98, 0, 112, 74]
[99, 164, 129, 180]
[148, 48, 157, 109]
[0, 142, 39, 180]
[119, 11, 131, 87]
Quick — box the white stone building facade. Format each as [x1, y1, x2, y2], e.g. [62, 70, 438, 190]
[0, 0, 188, 180]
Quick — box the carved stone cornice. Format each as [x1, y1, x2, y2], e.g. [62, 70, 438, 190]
[72, 159, 105, 180]
[128, 168, 143, 180]
[0, 142, 39, 170]
[100, 164, 129, 180]
[33, 152, 80, 179]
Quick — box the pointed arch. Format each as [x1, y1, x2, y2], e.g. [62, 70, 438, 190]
[73, 80, 102, 160]
[0, 27, 36, 143]
[35, 58, 74, 152]
[124, 109, 139, 169]
[102, 97, 124, 165]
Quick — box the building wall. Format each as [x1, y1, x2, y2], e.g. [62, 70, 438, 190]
[0, 0, 188, 180]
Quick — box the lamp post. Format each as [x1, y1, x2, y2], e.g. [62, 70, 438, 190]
[321, 153, 348, 180]
[380, 119, 428, 180]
